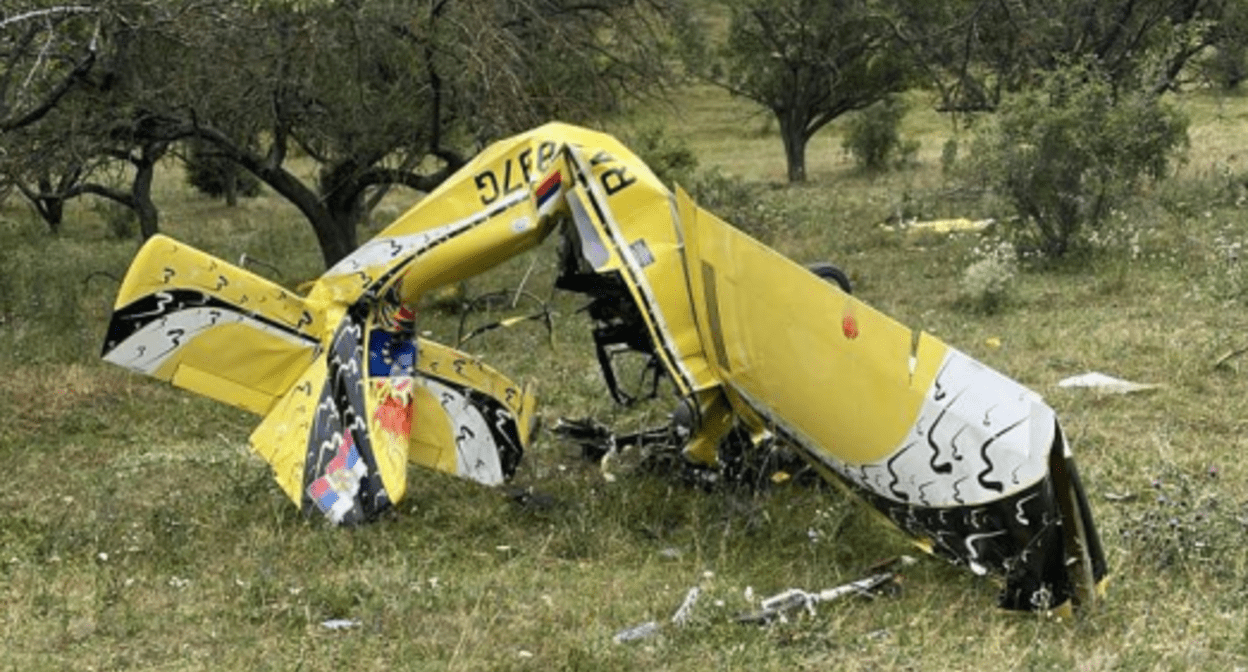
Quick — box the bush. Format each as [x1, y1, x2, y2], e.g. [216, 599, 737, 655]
[184, 140, 261, 203]
[957, 240, 1017, 314]
[970, 60, 1188, 258]
[688, 167, 786, 242]
[842, 96, 919, 173]
[93, 199, 137, 240]
[624, 125, 700, 189]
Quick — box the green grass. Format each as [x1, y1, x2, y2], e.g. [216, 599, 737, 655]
[3, 84, 1248, 670]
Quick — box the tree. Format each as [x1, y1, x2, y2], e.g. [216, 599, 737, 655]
[697, 0, 911, 183]
[1199, 0, 1248, 89]
[892, 0, 1223, 117]
[2, 0, 686, 264]
[1, 2, 180, 237]
[3, 103, 171, 238]
[0, 3, 100, 133]
[73, 0, 686, 267]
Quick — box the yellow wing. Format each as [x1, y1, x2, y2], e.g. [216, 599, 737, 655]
[102, 234, 323, 415]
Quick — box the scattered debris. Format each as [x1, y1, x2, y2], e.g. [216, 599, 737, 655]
[613, 621, 660, 644]
[613, 585, 703, 643]
[320, 619, 361, 631]
[614, 557, 915, 641]
[671, 587, 700, 626]
[882, 218, 993, 235]
[1056, 371, 1159, 394]
[455, 288, 555, 347]
[735, 557, 915, 625]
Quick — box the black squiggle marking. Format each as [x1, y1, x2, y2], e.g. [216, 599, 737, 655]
[886, 442, 915, 501]
[983, 404, 998, 427]
[1010, 464, 1025, 485]
[977, 417, 1026, 493]
[215, 275, 228, 291]
[952, 475, 970, 504]
[950, 425, 968, 461]
[932, 358, 953, 400]
[916, 480, 936, 506]
[162, 267, 175, 283]
[927, 390, 966, 474]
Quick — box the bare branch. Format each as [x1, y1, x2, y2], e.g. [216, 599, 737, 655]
[0, 5, 97, 31]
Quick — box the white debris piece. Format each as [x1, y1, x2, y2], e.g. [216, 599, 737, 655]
[1057, 372, 1159, 394]
[613, 621, 660, 643]
[670, 586, 700, 625]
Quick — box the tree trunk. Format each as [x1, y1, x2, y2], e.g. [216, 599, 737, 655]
[17, 178, 66, 234]
[224, 170, 239, 207]
[780, 117, 808, 183]
[309, 211, 359, 269]
[131, 142, 168, 239]
[35, 177, 65, 234]
[318, 160, 367, 267]
[43, 197, 65, 235]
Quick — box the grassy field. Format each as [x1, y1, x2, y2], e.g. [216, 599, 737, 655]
[3, 83, 1248, 671]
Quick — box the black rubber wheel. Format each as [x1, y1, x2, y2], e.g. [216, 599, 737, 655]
[806, 262, 852, 294]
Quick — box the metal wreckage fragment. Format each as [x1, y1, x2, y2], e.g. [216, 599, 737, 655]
[101, 123, 1107, 612]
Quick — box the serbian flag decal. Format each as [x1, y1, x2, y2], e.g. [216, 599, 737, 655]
[535, 171, 562, 210]
[307, 432, 369, 524]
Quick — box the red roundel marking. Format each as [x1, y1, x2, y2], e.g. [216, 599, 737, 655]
[842, 315, 859, 339]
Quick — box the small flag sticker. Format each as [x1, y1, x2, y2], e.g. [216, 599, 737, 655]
[308, 432, 369, 524]
[535, 171, 562, 210]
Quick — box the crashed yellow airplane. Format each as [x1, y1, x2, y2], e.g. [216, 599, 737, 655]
[101, 123, 1106, 612]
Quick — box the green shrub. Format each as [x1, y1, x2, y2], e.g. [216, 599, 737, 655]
[957, 239, 1017, 314]
[689, 167, 784, 242]
[624, 125, 700, 189]
[184, 140, 261, 203]
[93, 199, 138, 240]
[970, 60, 1188, 258]
[842, 96, 919, 173]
